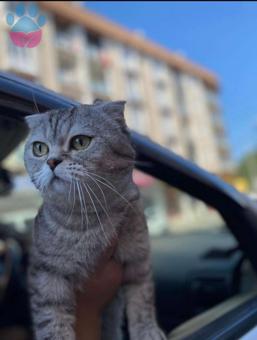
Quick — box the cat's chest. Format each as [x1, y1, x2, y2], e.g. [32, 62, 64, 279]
[33, 221, 115, 277]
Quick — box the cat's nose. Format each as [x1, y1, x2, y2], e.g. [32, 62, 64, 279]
[47, 158, 62, 171]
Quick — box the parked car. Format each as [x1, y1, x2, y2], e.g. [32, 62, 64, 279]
[1, 72, 257, 339]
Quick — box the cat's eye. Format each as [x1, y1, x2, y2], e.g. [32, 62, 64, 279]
[32, 142, 49, 157]
[70, 135, 92, 151]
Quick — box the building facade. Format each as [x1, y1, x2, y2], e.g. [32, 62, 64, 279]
[0, 1, 232, 234]
[0, 1, 231, 174]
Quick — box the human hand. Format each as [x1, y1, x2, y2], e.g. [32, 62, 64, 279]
[75, 241, 123, 340]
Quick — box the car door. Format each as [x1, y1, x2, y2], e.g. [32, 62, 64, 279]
[1, 72, 257, 339]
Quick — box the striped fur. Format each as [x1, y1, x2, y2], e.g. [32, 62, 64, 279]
[24, 101, 166, 340]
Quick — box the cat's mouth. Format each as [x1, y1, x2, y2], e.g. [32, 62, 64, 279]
[50, 173, 62, 184]
[54, 173, 69, 182]
[51, 173, 72, 184]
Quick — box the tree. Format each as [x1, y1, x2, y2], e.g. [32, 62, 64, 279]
[237, 151, 257, 187]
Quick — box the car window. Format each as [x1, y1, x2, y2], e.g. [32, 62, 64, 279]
[134, 169, 225, 236]
[134, 170, 257, 332]
[1, 137, 257, 333]
[1, 143, 225, 238]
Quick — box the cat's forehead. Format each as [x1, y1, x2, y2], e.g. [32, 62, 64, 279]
[26, 101, 124, 139]
[30, 105, 100, 140]
[46, 105, 89, 121]
[45, 105, 97, 126]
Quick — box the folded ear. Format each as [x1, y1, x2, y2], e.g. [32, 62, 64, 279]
[93, 98, 105, 105]
[103, 101, 126, 124]
[24, 113, 43, 129]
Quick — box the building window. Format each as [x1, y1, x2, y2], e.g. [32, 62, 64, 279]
[155, 83, 170, 107]
[7, 36, 38, 76]
[55, 21, 72, 48]
[57, 53, 77, 85]
[160, 108, 174, 147]
[172, 69, 187, 117]
[128, 103, 147, 134]
[122, 45, 140, 75]
[123, 46, 136, 60]
[161, 108, 171, 118]
[206, 87, 220, 115]
[152, 59, 167, 85]
[186, 141, 196, 161]
[126, 73, 141, 103]
[55, 19, 81, 91]
[165, 136, 177, 148]
[152, 59, 166, 74]
[87, 33, 109, 98]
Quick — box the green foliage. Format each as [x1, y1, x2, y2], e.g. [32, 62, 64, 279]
[237, 151, 257, 185]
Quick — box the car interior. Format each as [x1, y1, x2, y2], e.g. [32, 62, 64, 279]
[1, 72, 257, 339]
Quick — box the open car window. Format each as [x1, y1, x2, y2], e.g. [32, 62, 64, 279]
[1, 124, 257, 336]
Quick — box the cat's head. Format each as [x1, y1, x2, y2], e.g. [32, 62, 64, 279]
[24, 100, 135, 196]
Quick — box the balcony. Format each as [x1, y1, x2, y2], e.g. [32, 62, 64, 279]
[58, 71, 83, 100]
[55, 33, 82, 63]
[124, 57, 140, 74]
[59, 82, 83, 101]
[55, 23, 84, 55]
[217, 135, 229, 147]
[209, 100, 220, 114]
[57, 48, 77, 81]
[126, 89, 142, 105]
[212, 115, 225, 135]
[6, 41, 38, 78]
[151, 59, 168, 82]
[156, 88, 172, 110]
[216, 137, 230, 160]
[88, 45, 100, 60]
[154, 68, 168, 85]
[56, 33, 72, 51]
[122, 47, 141, 74]
[58, 70, 77, 85]
[91, 81, 110, 100]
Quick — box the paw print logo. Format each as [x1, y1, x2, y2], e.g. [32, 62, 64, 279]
[6, 2, 46, 48]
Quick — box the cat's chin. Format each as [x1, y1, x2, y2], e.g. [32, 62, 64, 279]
[49, 176, 68, 191]
[43, 179, 70, 200]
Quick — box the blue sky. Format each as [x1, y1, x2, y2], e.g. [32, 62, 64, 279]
[85, 1, 257, 161]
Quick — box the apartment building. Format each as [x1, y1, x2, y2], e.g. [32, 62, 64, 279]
[0, 1, 233, 234]
[0, 1, 230, 174]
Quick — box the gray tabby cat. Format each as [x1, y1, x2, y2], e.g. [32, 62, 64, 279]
[24, 100, 166, 340]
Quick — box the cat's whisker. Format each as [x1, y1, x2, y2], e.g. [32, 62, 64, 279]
[85, 181, 113, 230]
[65, 181, 73, 227]
[85, 171, 136, 213]
[66, 180, 73, 215]
[78, 181, 89, 230]
[82, 171, 108, 211]
[68, 180, 72, 202]
[82, 182, 110, 245]
[76, 181, 84, 230]
[31, 90, 40, 114]
[85, 171, 116, 190]
[77, 183, 90, 259]
[66, 180, 76, 227]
